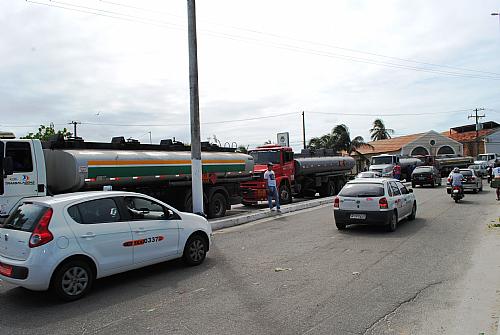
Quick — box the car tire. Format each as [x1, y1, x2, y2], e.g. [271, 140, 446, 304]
[473, 188, 477, 194]
[409, 203, 416, 221]
[438, 179, 442, 186]
[183, 234, 208, 266]
[279, 183, 293, 204]
[386, 211, 398, 232]
[431, 181, 435, 188]
[412, 183, 416, 188]
[51, 260, 94, 302]
[207, 193, 227, 219]
[335, 221, 347, 230]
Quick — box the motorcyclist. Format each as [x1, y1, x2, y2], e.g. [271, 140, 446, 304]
[450, 167, 464, 195]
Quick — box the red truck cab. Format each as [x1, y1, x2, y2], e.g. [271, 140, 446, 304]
[240, 145, 294, 205]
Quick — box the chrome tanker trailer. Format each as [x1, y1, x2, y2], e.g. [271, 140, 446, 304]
[0, 136, 254, 219]
[241, 145, 355, 204]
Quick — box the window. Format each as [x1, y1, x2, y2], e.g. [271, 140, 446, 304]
[371, 156, 393, 165]
[397, 182, 409, 195]
[339, 183, 385, 197]
[124, 197, 175, 220]
[1, 203, 48, 232]
[389, 182, 401, 196]
[410, 146, 429, 156]
[283, 151, 294, 162]
[5, 142, 33, 173]
[73, 198, 121, 224]
[437, 146, 454, 155]
[250, 151, 281, 165]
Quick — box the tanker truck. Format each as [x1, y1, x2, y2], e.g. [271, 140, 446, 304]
[369, 154, 423, 180]
[0, 135, 254, 221]
[240, 145, 355, 205]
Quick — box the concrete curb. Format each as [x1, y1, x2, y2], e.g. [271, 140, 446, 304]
[211, 181, 412, 231]
[210, 197, 334, 231]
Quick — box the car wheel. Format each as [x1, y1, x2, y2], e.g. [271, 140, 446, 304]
[335, 221, 347, 230]
[438, 179, 442, 186]
[409, 203, 416, 221]
[473, 188, 477, 194]
[279, 183, 293, 204]
[51, 260, 94, 301]
[183, 234, 208, 266]
[207, 193, 227, 219]
[431, 180, 435, 188]
[386, 211, 398, 232]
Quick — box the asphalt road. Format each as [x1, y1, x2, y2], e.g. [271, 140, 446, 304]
[0, 184, 499, 335]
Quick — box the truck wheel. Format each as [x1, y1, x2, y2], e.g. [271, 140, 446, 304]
[319, 180, 335, 197]
[279, 183, 292, 204]
[207, 193, 227, 218]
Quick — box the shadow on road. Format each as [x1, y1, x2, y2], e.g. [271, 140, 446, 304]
[336, 217, 427, 237]
[0, 257, 218, 329]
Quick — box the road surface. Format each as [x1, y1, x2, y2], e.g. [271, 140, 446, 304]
[0, 184, 499, 335]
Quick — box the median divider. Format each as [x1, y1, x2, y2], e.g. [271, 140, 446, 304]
[210, 197, 334, 231]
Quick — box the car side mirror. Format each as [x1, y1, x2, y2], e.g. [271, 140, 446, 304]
[3, 156, 13, 177]
[408, 189, 413, 193]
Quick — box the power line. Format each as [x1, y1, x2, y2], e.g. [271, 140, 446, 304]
[98, 0, 500, 77]
[25, 1, 500, 81]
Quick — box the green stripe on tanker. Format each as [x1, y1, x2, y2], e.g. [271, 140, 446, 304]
[88, 164, 246, 178]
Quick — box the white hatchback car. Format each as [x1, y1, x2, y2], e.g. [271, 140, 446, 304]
[333, 178, 416, 231]
[0, 191, 212, 301]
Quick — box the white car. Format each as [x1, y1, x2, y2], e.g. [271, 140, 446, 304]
[333, 178, 416, 232]
[0, 191, 212, 301]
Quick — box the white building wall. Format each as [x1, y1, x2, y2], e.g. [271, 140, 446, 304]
[401, 131, 463, 156]
[485, 129, 500, 154]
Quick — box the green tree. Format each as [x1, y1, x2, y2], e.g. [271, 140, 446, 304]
[22, 123, 72, 141]
[236, 145, 248, 154]
[370, 118, 394, 141]
[308, 124, 373, 155]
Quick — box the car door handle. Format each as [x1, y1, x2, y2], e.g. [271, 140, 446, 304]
[133, 228, 145, 234]
[80, 233, 96, 239]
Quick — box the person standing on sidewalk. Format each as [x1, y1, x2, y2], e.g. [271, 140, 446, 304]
[393, 162, 402, 180]
[264, 162, 281, 212]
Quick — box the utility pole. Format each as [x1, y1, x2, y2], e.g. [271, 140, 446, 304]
[148, 131, 152, 144]
[69, 121, 81, 138]
[302, 111, 306, 150]
[468, 108, 485, 157]
[187, 0, 204, 215]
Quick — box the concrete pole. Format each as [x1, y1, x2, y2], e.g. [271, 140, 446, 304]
[187, 0, 204, 215]
[302, 111, 306, 150]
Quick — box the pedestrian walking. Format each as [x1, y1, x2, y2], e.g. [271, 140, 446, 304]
[393, 162, 401, 180]
[492, 163, 500, 201]
[264, 162, 281, 212]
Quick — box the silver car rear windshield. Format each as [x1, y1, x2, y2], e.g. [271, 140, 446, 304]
[339, 183, 385, 197]
[0, 203, 47, 232]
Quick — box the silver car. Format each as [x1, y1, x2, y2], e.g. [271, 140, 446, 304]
[447, 169, 483, 193]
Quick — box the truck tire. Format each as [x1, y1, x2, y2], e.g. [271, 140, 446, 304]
[207, 193, 227, 218]
[279, 183, 292, 204]
[319, 180, 335, 197]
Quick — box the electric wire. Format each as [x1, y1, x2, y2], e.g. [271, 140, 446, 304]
[24, 0, 500, 81]
[98, 0, 500, 77]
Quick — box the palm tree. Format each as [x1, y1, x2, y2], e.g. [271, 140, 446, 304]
[308, 124, 373, 155]
[370, 119, 394, 141]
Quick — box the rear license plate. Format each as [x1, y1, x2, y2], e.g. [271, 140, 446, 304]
[350, 214, 366, 220]
[0, 263, 13, 277]
[418, 176, 425, 180]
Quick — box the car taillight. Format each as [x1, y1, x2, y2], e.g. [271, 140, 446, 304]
[447, 177, 451, 183]
[29, 208, 54, 248]
[333, 197, 340, 208]
[379, 197, 388, 209]
[471, 176, 476, 181]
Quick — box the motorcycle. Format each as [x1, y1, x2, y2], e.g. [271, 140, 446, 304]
[451, 185, 464, 203]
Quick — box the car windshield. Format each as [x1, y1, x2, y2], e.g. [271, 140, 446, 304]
[339, 183, 385, 197]
[250, 151, 281, 165]
[371, 156, 393, 165]
[0, 203, 48, 232]
[413, 167, 432, 173]
[468, 165, 479, 169]
[460, 170, 473, 176]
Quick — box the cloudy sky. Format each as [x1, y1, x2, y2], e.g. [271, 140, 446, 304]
[1, 0, 500, 151]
